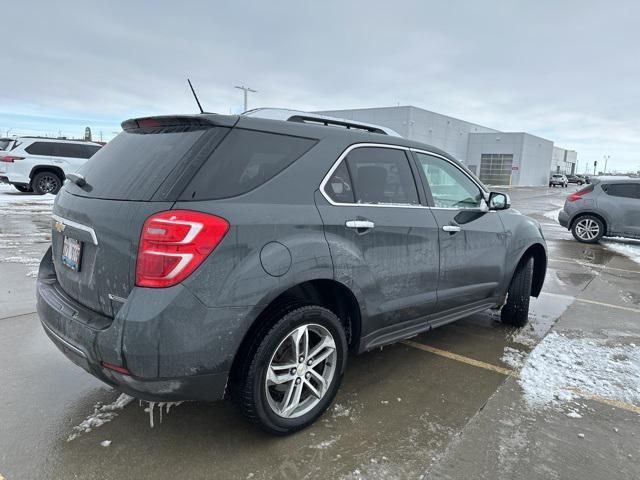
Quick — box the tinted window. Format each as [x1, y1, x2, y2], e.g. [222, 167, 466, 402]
[416, 153, 483, 208]
[182, 129, 316, 200]
[25, 142, 57, 156]
[0, 140, 10, 150]
[67, 126, 223, 201]
[603, 183, 639, 199]
[325, 161, 355, 203]
[54, 143, 92, 159]
[85, 145, 101, 157]
[343, 147, 419, 205]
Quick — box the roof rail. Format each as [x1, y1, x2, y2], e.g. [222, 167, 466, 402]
[241, 108, 402, 137]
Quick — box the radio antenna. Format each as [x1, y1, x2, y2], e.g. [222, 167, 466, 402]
[187, 78, 204, 114]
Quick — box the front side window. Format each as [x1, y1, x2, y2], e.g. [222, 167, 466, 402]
[342, 147, 419, 205]
[416, 152, 483, 208]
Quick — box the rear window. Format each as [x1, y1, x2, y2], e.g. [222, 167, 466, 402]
[180, 129, 317, 201]
[0, 139, 11, 150]
[67, 126, 226, 201]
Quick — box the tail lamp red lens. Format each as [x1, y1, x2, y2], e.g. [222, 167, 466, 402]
[136, 210, 229, 288]
[0, 155, 25, 163]
[101, 361, 131, 375]
[568, 189, 590, 202]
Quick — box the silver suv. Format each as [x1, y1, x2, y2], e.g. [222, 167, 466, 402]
[558, 178, 640, 243]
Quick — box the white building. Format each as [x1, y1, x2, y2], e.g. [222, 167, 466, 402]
[316, 106, 575, 186]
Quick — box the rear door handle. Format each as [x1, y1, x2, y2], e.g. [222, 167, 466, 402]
[442, 225, 462, 233]
[346, 220, 375, 230]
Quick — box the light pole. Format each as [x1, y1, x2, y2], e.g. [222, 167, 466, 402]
[603, 155, 610, 174]
[235, 85, 257, 112]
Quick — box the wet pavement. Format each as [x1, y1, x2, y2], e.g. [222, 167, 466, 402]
[0, 184, 639, 480]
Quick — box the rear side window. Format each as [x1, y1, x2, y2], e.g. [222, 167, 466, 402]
[67, 126, 223, 201]
[181, 129, 316, 200]
[25, 141, 57, 156]
[602, 183, 639, 199]
[342, 147, 419, 205]
[54, 143, 93, 159]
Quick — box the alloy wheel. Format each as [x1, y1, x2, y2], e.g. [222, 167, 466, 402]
[575, 218, 600, 241]
[37, 175, 59, 194]
[265, 323, 337, 419]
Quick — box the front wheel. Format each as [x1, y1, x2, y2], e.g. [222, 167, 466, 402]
[501, 257, 533, 327]
[235, 305, 347, 435]
[32, 171, 62, 195]
[571, 215, 604, 243]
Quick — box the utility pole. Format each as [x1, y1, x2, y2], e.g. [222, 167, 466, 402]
[603, 155, 610, 174]
[235, 85, 257, 112]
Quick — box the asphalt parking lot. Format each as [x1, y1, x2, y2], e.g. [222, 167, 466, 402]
[1, 184, 639, 480]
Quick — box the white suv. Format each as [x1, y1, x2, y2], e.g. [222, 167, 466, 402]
[0, 137, 101, 194]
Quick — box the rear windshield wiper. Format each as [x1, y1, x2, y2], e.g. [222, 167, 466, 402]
[66, 173, 88, 188]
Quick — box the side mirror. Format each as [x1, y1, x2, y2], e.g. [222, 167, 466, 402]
[488, 192, 511, 210]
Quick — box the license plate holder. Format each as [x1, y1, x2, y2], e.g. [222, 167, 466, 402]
[62, 236, 83, 272]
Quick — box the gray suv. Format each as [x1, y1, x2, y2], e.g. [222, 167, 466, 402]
[558, 178, 640, 243]
[37, 111, 547, 434]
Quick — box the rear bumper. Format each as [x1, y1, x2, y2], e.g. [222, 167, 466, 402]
[37, 247, 253, 402]
[558, 210, 570, 228]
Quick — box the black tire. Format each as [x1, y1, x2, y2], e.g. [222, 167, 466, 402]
[571, 214, 605, 244]
[32, 171, 62, 195]
[234, 305, 347, 435]
[501, 257, 534, 328]
[14, 185, 33, 193]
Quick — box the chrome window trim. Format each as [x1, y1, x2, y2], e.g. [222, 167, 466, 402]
[319, 143, 429, 209]
[52, 213, 98, 245]
[319, 142, 489, 210]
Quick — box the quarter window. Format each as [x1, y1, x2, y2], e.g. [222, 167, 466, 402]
[342, 147, 419, 205]
[603, 183, 639, 199]
[416, 153, 483, 208]
[325, 161, 355, 203]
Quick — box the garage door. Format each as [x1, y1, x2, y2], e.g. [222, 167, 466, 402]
[479, 154, 513, 185]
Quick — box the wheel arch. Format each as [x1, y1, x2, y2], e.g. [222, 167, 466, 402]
[507, 243, 546, 298]
[29, 165, 66, 184]
[228, 278, 362, 384]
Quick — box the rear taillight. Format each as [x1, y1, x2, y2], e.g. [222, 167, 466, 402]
[136, 210, 229, 288]
[568, 190, 591, 202]
[0, 155, 24, 163]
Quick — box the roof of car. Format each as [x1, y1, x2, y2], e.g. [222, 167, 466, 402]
[593, 176, 639, 184]
[14, 136, 101, 145]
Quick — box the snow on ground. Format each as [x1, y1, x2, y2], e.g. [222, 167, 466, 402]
[501, 347, 527, 370]
[518, 331, 640, 409]
[0, 183, 55, 206]
[543, 208, 562, 222]
[602, 238, 640, 266]
[67, 393, 134, 441]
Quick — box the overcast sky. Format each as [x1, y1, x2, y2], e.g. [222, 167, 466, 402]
[2, 1, 639, 171]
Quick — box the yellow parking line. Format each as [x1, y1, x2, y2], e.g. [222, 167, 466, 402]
[543, 292, 640, 314]
[550, 257, 640, 275]
[402, 340, 516, 376]
[404, 340, 640, 415]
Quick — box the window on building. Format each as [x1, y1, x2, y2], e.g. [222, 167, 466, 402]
[479, 153, 513, 185]
[343, 147, 419, 205]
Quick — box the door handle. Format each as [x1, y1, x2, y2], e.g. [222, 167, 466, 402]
[346, 220, 375, 230]
[442, 225, 462, 233]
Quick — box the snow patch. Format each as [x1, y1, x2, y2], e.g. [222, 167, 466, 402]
[100, 440, 112, 447]
[518, 331, 640, 409]
[143, 400, 184, 428]
[67, 393, 134, 441]
[543, 208, 562, 222]
[602, 238, 640, 266]
[332, 403, 351, 418]
[501, 347, 527, 370]
[309, 435, 340, 449]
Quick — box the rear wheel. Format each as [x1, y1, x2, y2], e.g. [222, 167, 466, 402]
[32, 171, 62, 195]
[571, 215, 604, 243]
[235, 305, 347, 435]
[14, 185, 33, 193]
[501, 257, 534, 327]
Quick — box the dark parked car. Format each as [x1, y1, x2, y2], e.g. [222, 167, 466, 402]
[558, 178, 640, 243]
[566, 174, 585, 185]
[37, 110, 547, 434]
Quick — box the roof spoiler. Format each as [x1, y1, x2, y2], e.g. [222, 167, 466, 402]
[241, 108, 402, 137]
[121, 115, 235, 131]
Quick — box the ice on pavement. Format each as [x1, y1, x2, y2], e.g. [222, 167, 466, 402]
[143, 401, 184, 428]
[68, 393, 134, 441]
[518, 331, 640, 409]
[602, 238, 640, 266]
[543, 208, 562, 222]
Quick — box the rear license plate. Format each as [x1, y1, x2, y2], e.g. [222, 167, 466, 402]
[62, 236, 82, 271]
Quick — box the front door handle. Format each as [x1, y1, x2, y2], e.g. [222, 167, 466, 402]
[442, 225, 462, 233]
[346, 220, 375, 230]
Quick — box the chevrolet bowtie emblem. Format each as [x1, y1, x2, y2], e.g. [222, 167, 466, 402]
[54, 221, 66, 233]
